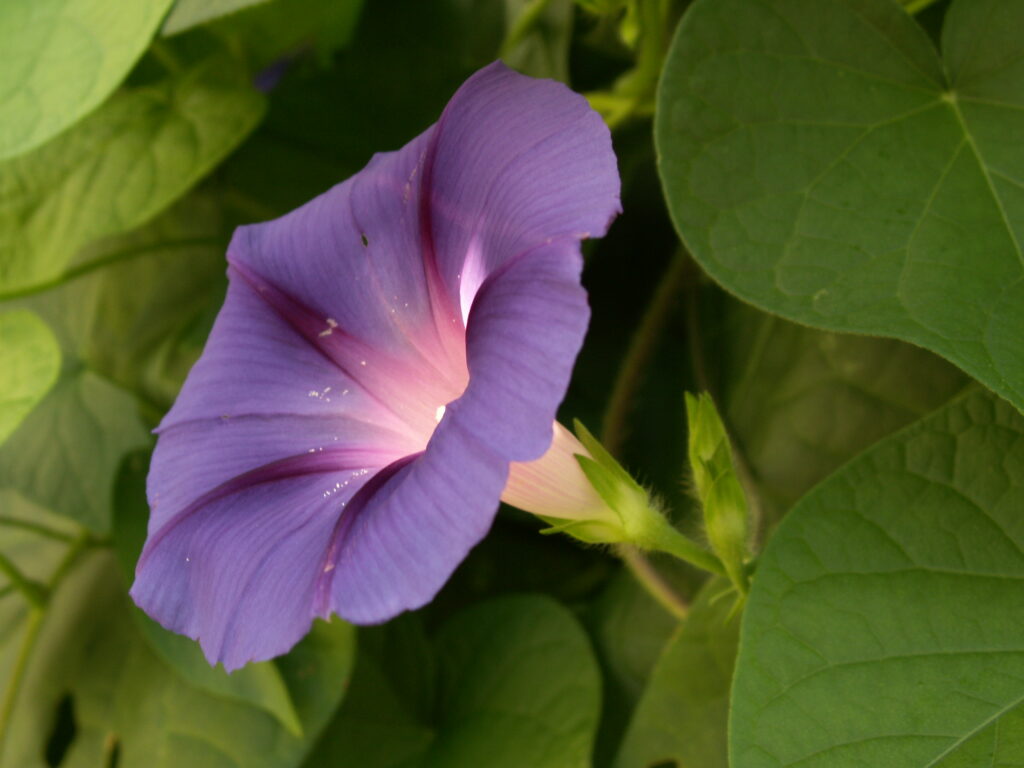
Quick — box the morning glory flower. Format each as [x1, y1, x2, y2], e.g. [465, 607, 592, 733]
[130, 62, 621, 671]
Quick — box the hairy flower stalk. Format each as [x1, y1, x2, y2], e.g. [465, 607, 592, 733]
[131, 62, 622, 670]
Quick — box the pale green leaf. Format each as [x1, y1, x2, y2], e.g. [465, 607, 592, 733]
[0, 41, 263, 294]
[162, 0, 271, 34]
[305, 595, 602, 768]
[0, 311, 60, 446]
[657, 0, 1024, 413]
[0, 0, 173, 159]
[614, 579, 738, 768]
[730, 390, 1024, 767]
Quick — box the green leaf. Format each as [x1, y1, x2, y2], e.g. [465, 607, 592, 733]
[162, 0, 271, 34]
[584, 562, 699, 765]
[1, 551, 355, 768]
[0, 39, 263, 295]
[0, 0, 174, 160]
[0, 311, 60, 446]
[657, 0, 1024, 413]
[0, 371, 149, 533]
[305, 595, 602, 768]
[717, 300, 968, 524]
[730, 389, 1024, 767]
[614, 579, 738, 768]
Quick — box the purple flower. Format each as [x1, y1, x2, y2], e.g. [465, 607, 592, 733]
[131, 62, 621, 671]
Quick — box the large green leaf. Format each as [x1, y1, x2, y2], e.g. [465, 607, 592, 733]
[0, 311, 60, 446]
[657, 0, 1024, 413]
[614, 579, 738, 768]
[730, 389, 1024, 767]
[0, 40, 263, 294]
[717, 301, 968, 523]
[304, 595, 602, 768]
[0, 550, 355, 768]
[162, 0, 271, 34]
[0, 0, 173, 159]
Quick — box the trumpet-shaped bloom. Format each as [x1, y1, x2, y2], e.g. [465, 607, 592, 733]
[131, 62, 620, 670]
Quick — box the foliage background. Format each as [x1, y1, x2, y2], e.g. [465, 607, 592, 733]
[2, 1, 1023, 767]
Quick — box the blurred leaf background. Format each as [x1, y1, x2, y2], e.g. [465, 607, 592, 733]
[2, 1, 1017, 767]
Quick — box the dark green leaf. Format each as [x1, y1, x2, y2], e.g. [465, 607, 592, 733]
[305, 595, 602, 768]
[0, 0, 174, 159]
[731, 390, 1024, 766]
[717, 300, 968, 524]
[657, 0, 1024, 413]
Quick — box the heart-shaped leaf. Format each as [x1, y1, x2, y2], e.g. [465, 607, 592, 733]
[730, 389, 1024, 767]
[657, 0, 1024, 413]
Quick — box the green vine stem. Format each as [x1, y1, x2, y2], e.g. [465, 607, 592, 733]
[0, 553, 45, 609]
[618, 546, 689, 619]
[499, 0, 553, 59]
[0, 237, 224, 301]
[601, 250, 693, 618]
[601, 250, 688, 450]
[0, 516, 75, 543]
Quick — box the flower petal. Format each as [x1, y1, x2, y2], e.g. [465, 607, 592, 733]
[148, 278, 415, 534]
[322, 241, 593, 622]
[225, 131, 469, 434]
[459, 240, 591, 461]
[131, 451, 375, 671]
[326, 409, 508, 624]
[425, 61, 621, 319]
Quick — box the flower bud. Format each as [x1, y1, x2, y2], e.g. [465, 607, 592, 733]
[685, 392, 751, 594]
